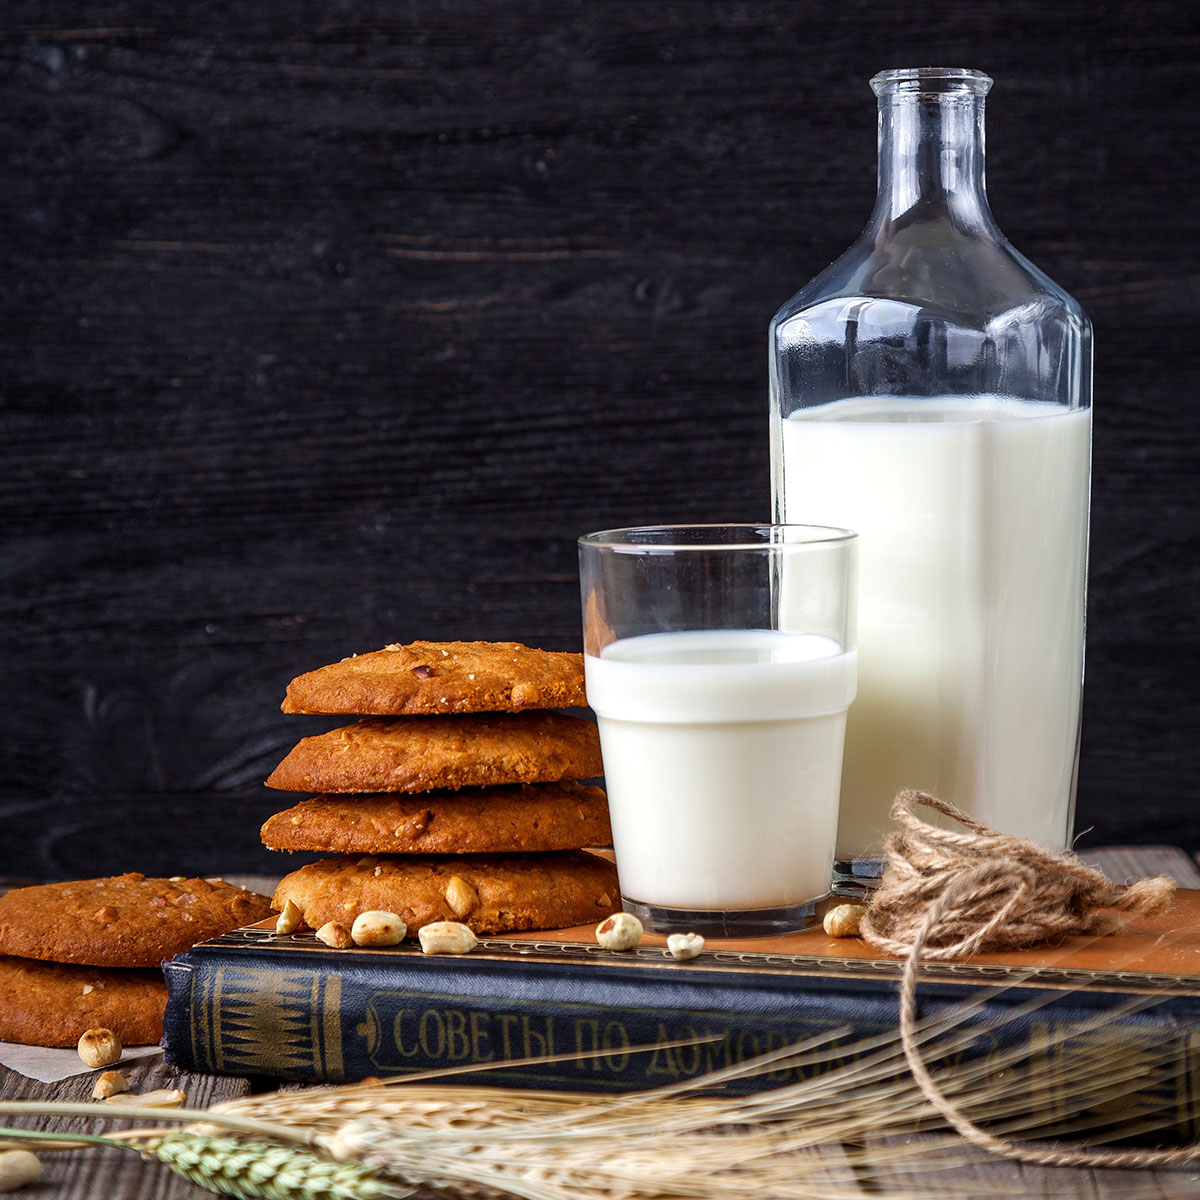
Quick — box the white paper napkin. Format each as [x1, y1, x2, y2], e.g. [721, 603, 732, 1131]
[0, 1041, 162, 1084]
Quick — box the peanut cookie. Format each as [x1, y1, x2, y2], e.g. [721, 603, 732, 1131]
[0, 875, 275, 968]
[266, 711, 603, 794]
[281, 641, 586, 716]
[0, 956, 167, 1047]
[273, 851, 619, 935]
[261, 782, 612, 855]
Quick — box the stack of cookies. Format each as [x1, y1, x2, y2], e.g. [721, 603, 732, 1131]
[263, 641, 619, 937]
[0, 874, 273, 1047]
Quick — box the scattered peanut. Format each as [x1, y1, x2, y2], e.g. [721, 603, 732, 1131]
[822, 903, 866, 938]
[595, 912, 643, 951]
[275, 898, 302, 935]
[105, 1088, 187, 1108]
[315, 921, 353, 949]
[666, 932, 705, 961]
[418, 921, 478, 955]
[444, 875, 479, 919]
[351, 910, 407, 947]
[77, 1027, 121, 1068]
[0, 1149, 41, 1192]
[91, 1070, 129, 1099]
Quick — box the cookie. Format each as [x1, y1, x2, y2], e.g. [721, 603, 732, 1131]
[261, 782, 612, 855]
[0, 955, 167, 1047]
[265, 711, 603, 794]
[0, 874, 276, 968]
[281, 641, 586, 716]
[273, 850, 619, 935]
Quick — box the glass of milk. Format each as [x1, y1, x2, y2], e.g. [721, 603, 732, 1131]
[578, 524, 857, 936]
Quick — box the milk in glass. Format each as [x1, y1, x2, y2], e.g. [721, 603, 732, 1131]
[585, 629, 857, 909]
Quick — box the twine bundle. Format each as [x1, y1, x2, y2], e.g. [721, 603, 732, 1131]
[861, 789, 1193, 1170]
[860, 789, 1176, 959]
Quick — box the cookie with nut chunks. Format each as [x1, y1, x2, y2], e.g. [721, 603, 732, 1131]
[0, 955, 167, 1047]
[0, 874, 275, 968]
[273, 850, 619, 935]
[261, 782, 612, 855]
[282, 641, 586, 716]
[266, 711, 602, 794]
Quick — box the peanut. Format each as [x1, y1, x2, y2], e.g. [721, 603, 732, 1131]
[0, 1150, 41, 1192]
[444, 875, 479, 919]
[350, 910, 407, 947]
[77, 1027, 121, 1068]
[595, 912, 643, 951]
[418, 921, 478, 955]
[91, 1070, 129, 1099]
[105, 1088, 187, 1108]
[315, 921, 353, 949]
[666, 932, 705, 961]
[822, 903, 866, 938]
[275, 898, 302, 935]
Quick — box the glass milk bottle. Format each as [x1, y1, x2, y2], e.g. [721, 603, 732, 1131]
[770, 67, 1091, 863]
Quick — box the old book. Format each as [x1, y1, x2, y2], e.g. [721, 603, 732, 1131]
[162, 892, 1200, 1139]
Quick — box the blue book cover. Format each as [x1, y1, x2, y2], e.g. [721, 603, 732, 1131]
[162, 904, 1200, 1142]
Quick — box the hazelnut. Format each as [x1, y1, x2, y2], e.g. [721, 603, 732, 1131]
[418, 921, 478, 955]
[666, 932, 705, 961]
[350, 910, 407, 947]
[77, 1027, 121, 1068]
[275, 898, 302, 935]
[315, 921, 353, 949]
[92, 1070, 129, 1099]
[823, 903, 866, 938]
[595, 912, 643, 951]
[444, 875, 479, 919]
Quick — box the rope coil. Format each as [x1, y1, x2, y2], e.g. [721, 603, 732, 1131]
[861, 790, 1194, 1169]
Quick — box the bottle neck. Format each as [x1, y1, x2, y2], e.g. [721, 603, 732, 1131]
[872, 90, 993, 229]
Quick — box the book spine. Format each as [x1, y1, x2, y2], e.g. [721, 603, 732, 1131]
[163, 950, 897, 1089]
[161, 949, 1200, 1142]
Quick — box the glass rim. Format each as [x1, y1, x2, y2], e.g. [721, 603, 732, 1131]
[578, 522, 857, 552]
[870, 67, 993, 97]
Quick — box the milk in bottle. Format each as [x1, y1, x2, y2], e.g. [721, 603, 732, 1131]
[770, 69, 1092, 859]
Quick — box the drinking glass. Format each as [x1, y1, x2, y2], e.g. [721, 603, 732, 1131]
[578, 524, 857, 936]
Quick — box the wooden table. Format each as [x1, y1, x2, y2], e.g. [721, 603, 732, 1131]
[4, 849, 1200, 1198]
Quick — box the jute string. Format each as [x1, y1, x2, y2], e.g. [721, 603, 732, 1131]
[860, 789, 1197, 1169]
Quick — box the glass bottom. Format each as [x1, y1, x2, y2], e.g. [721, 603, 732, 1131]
[832, 858, 884, 899]
[622, 895, 827, 938]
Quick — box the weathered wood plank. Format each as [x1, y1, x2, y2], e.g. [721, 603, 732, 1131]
[0, 1056, 251, 1198]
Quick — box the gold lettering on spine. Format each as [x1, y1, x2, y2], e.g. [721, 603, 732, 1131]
[392, 1010, 422, 1059]
[445, 1009, 470, 1061]
[522, 1014, 554, 1058]
[495, 1013, 518, 1059]
[321, 975, 344, 1079]
[419, 1010, 446, 1058]
[469, 1012, 494, 1063]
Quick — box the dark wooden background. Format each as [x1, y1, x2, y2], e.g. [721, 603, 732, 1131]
[1, 3, 1197, 879]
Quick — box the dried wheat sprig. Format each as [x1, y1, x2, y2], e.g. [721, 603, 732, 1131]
[146, 1132, 410, 1200]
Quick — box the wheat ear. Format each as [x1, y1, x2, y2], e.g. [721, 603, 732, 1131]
[145, 1132, 411, 1199]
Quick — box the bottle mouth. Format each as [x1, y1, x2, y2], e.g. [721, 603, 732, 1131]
[870, 67, 993, 97]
